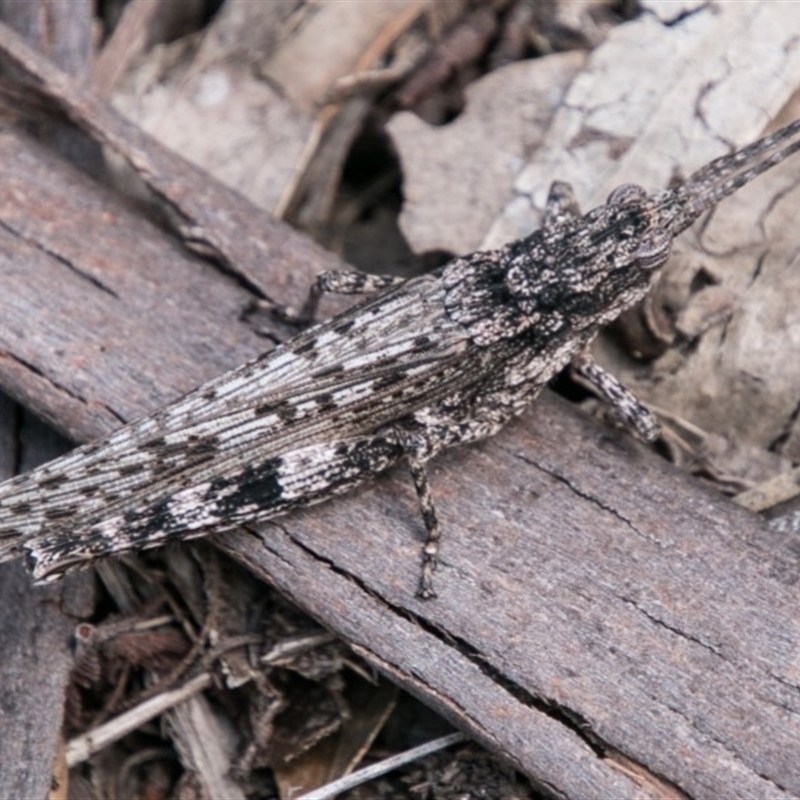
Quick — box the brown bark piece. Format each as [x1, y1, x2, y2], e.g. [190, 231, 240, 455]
[0, 0, 93, 79]
[0, 399, 94, 800]
[0, 562, 75, 799]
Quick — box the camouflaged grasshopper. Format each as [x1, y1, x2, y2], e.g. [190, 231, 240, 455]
[2, 119, 800, 597]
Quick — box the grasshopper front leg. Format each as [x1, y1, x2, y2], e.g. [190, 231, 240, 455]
[545, 180, 662, 443]
[570, 352, 660, 442]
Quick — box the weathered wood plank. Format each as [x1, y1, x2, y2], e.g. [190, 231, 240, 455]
[0, 20, 344, 310]
[0, 402, 88, 800]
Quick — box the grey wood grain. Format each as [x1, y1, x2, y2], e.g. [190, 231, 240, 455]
[0, 406, 84, 800]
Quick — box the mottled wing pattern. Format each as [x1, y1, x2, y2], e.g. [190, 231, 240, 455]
[25, 435, 408, 578]
[0, 267, 501, 565]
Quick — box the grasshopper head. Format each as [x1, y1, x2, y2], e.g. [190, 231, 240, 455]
[504, 184, 672, 334]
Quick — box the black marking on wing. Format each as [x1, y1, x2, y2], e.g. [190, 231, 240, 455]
[25, 436, 404, 578]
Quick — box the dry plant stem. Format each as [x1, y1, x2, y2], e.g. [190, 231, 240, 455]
[274, 0, 428, 220]
[261, 631, 338, 664]
[109, 625, 208, 717]
[297, 732, 468, 800]
[65, 672, 213, 767]
[92, 0, 161, 97]
[734, 468, 800, 512]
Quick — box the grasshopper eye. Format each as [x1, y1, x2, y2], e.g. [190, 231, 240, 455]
[634, 228, 671, 269]
[607, 183, 647, 206]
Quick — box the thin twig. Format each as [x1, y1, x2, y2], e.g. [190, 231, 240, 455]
[296, 732, 468, 800]
[65, 672, 212, 767]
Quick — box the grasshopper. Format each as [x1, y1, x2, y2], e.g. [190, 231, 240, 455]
[1, 119, 799, 597]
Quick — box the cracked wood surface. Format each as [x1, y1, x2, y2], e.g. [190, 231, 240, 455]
[1, 25, 800, 799]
